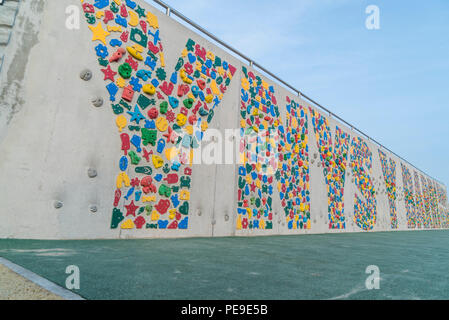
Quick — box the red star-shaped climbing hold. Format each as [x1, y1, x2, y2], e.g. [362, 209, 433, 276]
[101, 65, 117, 82]
[250, 182, 256, 192]
[125, 200, 139, 217]
[163, 127, 178, 143]
[142, 147, 152, 162]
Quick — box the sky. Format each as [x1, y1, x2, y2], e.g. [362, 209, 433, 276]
[147, 0, 449, 187]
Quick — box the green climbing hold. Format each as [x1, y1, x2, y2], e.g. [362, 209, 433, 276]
[128, 125, 141, 131]
[85, 13, 96, 24]
[186, 39, 195, 51]
[155, 67, 166, 81]
[213, 56, 222, 67]
[267, 197, 272, 210]
[160, 101, 168, 114]
[135, 166, 152, 175]
[179, 201, 189, 215]
[120, 99, 132, 111]
[183, 98, 194, 109]
[136, 5, 146, 18]
[112, 104, 124, 115]
[175, 58, 184, 71]
[137, 94, 151, 110]
[128, 151, 141, 165]
[111, 208, 124, 229]
[141, 128, 157, 146]
[238, 176, 246, 188]
[198, 107, 208, 117]
[110, 2, 119, 13]
[207, 110, 214, 123]
[158, 184, 171, 197]
[190, 137, 199, 149]
[130, 28, 148, 47]
[98, 58, 108, 66]
[118, 63, 132, 79]
[193, 70, 201, 79]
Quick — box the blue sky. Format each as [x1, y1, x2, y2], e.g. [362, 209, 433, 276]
[148, 0, 449, 187]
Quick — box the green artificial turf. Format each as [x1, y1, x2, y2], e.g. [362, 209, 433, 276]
[1, 230, 448, 300]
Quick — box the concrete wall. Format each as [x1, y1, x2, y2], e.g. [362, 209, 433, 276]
[0, 0, 20, 72]
[0, 0, 447, 239]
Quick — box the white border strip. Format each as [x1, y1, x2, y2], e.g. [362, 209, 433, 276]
[0, 257, 85, 300]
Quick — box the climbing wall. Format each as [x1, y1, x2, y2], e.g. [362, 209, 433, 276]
[0, 0, 447, 239]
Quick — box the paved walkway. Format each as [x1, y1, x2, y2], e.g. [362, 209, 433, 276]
[1, 230, 448, 300]
[0, 264, 63, 300]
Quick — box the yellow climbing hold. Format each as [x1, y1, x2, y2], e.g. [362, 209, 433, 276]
[262, 79, 269, 90]
[128, 10, 139, 27]
[206, 51, 215, 61]
[176, 113, 187, 127]
[146, 11, 159, 29]
[142, 83, 156, 95]
[168, 209, 176, 220]
[127, 45, 143, 61]
[142, 195, 156, 203]
[159, 52, 165, 67]
[205, 94, 213, 103]
[116, 172, 130, 189]
[155, 117, 168, 132]
[152, 155, 164, 168]
[107, 25, 122, 32]
[116, 115, 127, 132]
[180, 69, 192, 84]
[180, 190, 190, 201]
[184, 125, 193, 135]
[116, 77, 126, 88]
[210, 80, 220, 95]
[88, 22, 110, 45]
[165, 147, 179, 161]
[236, 215, 242, 230]
[151, 211, 160, 221]
[121, 219, 135, 229]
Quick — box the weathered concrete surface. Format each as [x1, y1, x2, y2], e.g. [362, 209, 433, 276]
[0, 1, 20, 75]
[0, 0, 447, 239]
